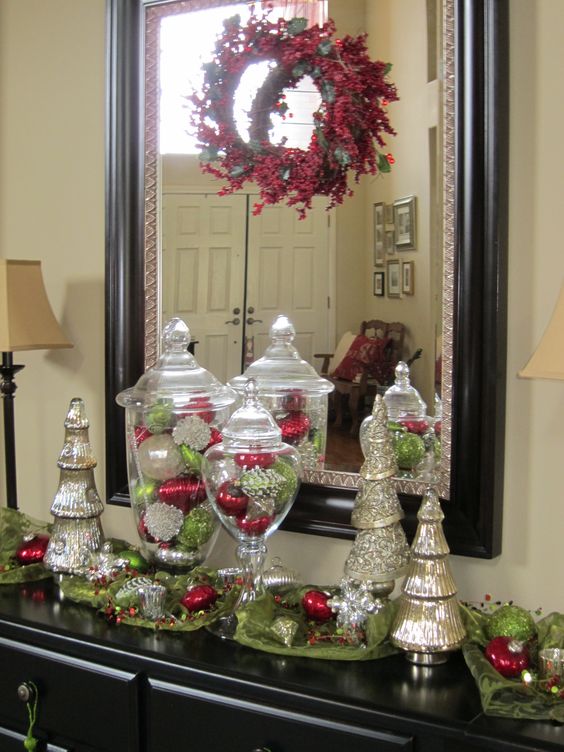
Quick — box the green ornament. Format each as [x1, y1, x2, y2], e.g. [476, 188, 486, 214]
[177, 507, 215, 550]
[132, 480, 158, 505]
[487, 604, 537, 642]
[180, 444, 203, 473]
[240, 467, 284, 501]
[311, 428, 324, 452]
[145, 399, 173, 434]
[393, 432, 425, 470]
[388, 421, 407, 433]
[118, 550, 149, 573]
[270, 459, 299, 511]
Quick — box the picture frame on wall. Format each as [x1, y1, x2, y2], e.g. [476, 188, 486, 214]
[393, 195, 417, 250]
[402, 261, 414, 295]
[384, 203, 394, 226]
[373, 202, 385, 266]
[385, 230, 395, 256]
[387, 259, 401, 297]
[373, 271, 385, 296]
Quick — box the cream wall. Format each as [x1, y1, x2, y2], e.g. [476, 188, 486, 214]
[1, 1, 563, 612]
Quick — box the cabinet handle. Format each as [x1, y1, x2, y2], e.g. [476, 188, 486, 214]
[17, 681, 36, 703]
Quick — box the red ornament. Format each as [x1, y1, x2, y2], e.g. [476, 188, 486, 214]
[180, 397, 215, 424]
[302, 590, 333, 622]
[216, 481, 249, 516]
[137, 513, 158, 543]
[134, 426, 152, 446]
[15, 535, 50, 565]
[277, 413, 310, 444]
[235, 513, 273, 536]
[158, 476, 206, 514]
[206, 427, 222, 450]
[484, 636, 530, 678]
[234, 452, 275, 469]
[180, 584, 218, 613]
[399, 419, 430, 435]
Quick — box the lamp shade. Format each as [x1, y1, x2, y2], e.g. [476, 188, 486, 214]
[0, 260, 72, 352]
[519, 283, 564, 381]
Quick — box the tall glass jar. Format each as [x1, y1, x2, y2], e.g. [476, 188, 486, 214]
[228, 315, 333, 471]
[116, 318, 237, 570]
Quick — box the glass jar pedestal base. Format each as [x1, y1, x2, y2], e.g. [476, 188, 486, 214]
[406, 651, 450, 666]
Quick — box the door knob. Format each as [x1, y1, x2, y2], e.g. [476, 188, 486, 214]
[233, 307, 241, 315]
[225, 317, 240, 325]
[246, 317, 262, 325]
[247, 306, 255, 314]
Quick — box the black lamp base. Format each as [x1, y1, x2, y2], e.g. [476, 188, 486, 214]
[0, 352, 24, 510]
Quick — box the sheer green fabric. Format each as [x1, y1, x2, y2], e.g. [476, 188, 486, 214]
[234, 587, 400, 661]
[461, 604, 564, 722]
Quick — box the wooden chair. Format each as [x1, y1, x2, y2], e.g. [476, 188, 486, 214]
[315, 321, 406, 435]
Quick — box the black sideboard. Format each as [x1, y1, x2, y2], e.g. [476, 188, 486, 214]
[0, 581, 562, 751]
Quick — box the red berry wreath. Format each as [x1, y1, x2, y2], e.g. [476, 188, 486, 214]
[190, 13, 398, 218]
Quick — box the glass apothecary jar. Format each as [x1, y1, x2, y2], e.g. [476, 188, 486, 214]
[228, 315, 333, 471]
[202, 379, 302, 638]
[360, 361, 440, 480]
[116, 318, 237, 570]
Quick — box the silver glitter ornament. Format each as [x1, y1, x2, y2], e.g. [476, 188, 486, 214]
[144, 502, 184, 541]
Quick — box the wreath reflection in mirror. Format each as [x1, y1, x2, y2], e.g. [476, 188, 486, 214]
[190, 11, 398, 218]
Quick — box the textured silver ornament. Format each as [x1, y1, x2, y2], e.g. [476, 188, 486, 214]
[138, 583, 167, 620]
[115, 576, 153, 601]
[173, 415, 211, 450]
[345, 525, 410, 582]
[328, 578, 380, 634]
[144, 502, 183, 541]
[262, 557, 302, 590]
[86, 542, 128, 580]
[153, 544, 206, 569]
[240, 467, 285, 501]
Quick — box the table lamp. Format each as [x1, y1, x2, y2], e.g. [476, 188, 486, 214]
[519, 283, 564, 381]
[0, 260, 72, 510]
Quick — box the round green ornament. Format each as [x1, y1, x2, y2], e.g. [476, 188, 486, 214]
[179, 444, 203, 473]
[132, 480, 158, 505]
[177, 506, 215, 550]
[118, 549, 149, 573]
[270, 459, 298, 511]
[487, 604, 537, 642]
[393, 432, 425, 470]
[145, 399, 173, 434]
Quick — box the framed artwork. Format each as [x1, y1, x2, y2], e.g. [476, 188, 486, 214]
[384, 203, 394, 226]
[373, 202, 385, 266]
[393, 195, 417, 250]
[385, 230, 395, 256]
[402, 261, 414, 294]
[373, 271, 385, 296]
[386, 259, 401, 297]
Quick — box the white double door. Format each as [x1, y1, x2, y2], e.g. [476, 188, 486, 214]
[161, 192, 333, 383]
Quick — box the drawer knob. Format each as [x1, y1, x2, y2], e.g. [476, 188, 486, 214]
[17, 682, 36, 703]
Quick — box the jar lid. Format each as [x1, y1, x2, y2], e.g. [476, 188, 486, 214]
[221, 379, 282, 449]
[228, 315, 334, 396]
[383, 361, 427, 419]
[116, 318, 237, 410]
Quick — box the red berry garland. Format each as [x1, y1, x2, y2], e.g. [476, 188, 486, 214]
[191, 13, 397, 218]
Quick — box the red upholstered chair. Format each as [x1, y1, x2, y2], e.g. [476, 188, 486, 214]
[315, 320, 405, 435]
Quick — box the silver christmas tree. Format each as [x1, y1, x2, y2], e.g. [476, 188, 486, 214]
[390, 484, 466, 664]
[330, 396, 410, 640]
[44, 398, 104, 574]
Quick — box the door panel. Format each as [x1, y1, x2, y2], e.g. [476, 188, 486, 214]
[162, 193, 247, 382]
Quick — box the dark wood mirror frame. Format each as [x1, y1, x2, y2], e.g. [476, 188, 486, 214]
[105, 0, 509, 559]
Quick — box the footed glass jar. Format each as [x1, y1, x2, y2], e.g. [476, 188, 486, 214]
[228, 315, 333, 471]
[202, 379, 302, 638]
[116, 318, 237, 571]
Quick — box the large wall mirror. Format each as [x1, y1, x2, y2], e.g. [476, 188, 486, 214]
[105, 0, 508, 558]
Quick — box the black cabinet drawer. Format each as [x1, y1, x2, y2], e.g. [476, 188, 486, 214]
[148, 679, 413, 751]
[0, 723, 68, 752]
[0, 638, 139, 752]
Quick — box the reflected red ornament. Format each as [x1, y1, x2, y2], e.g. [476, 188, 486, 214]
[302, 589, 333, 622]
[484, 636, 530, 678]
[134, 426, 152, 446]
[15, 535, 50, 565]
[399, 419, 429, 435]
[282, 391, 306, 412]
[206, 427, 222, 449]
[158, 476, 206, 514]
[216, 481, 249, 515]
[181, 397, 215, 424]
[234, 452, 275, 469]
[277, 413, 310, 444]
[235, 514, 273, 536]
[180, 584, 218, 612]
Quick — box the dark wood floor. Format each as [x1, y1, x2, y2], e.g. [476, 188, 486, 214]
[324, 421, 364, 473]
